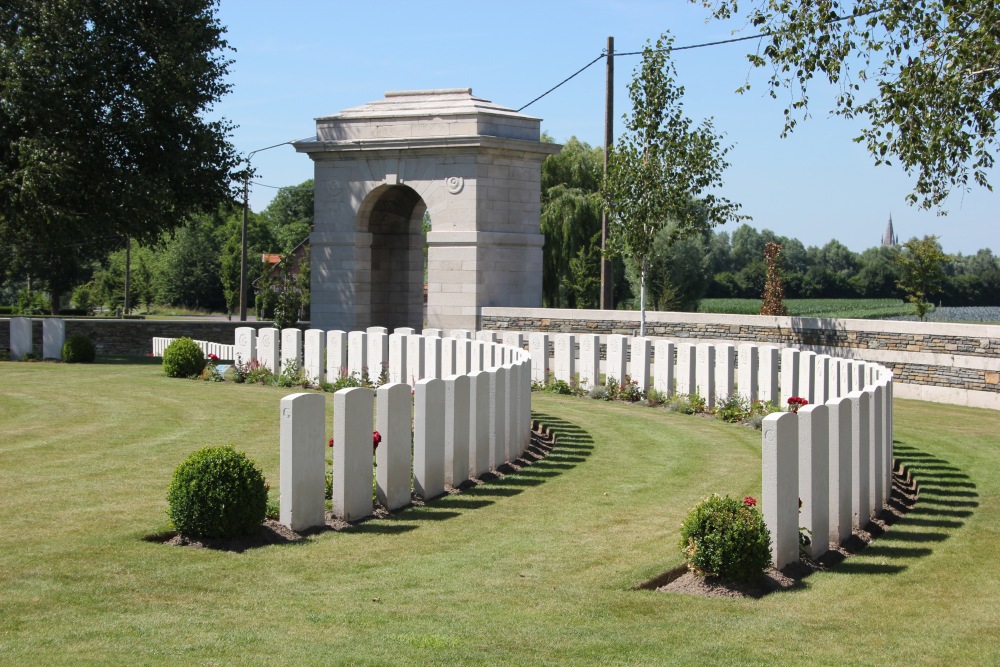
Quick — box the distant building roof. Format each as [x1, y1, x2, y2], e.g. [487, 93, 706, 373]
[881, 214, 898, 247]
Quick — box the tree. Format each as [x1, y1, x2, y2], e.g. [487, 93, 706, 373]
[602, 33, 745, 335]
[262, 180, 314, 254]
[894, 235, 949, 320]
[623, 219, 712, 313]
[698, 0, 1000, 210]
[0, 1, 240, 311]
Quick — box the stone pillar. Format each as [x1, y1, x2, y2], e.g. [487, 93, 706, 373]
[424, 335, 442, 379]
[332, 387, 374, 521]
[42, 318, 65, 360]
[759, 346, 780, 406]
[347, 331, 367, 379]
[827, 395, 853, 545]
[326, 330, 347, 380]
[469, 370, 491, 478]
[257, 328, 279, 373]
[848, 390, 871, 530]
[737, 344, 759, 402]
[303, 329, 326, 385]
[413, 378, 446, 500]
[367, 331, 389, 384]
[441, 337, 457, 377]
[235, 326, 257, 367]
[553, 334, 575, 385]
[606, 334, 627, 384]
[653, 340, 675, 396]
[714, 343, 735, 403]
[780, 348, 800, 406]
[631, 337, 652, 393]
[676, 344, 696, 396]
[578, 334, 601, 390]
[279, 392, 327, 531]
[695, 343, 716, 407]
[407, 334, 426, 384]
[798, 404, 830, 560]
[762, 411, 799, 569]
[444, 374, 471, 487]
[528, 332, 549, 385]
[376, 383, 413, 510]
[490, 366, 508, 468]
[388, 333, 407, 384]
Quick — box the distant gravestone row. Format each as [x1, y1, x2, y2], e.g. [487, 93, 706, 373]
[7, 317, 65, 360]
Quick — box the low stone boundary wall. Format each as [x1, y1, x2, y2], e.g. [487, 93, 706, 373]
[482, 307, 999, 410]
[257, 328, 531, 529]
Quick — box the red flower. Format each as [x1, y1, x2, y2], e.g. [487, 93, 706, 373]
[208, 353, 220, 362]
[328, 438, 334, 448]
[743, 496, 757, 508]
[372, 430, 382, 451]
[787, 396, 808, 413]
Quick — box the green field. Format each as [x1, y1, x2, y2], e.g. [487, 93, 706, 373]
[2, 360, 998, 665]
[698, 298, 914, 319]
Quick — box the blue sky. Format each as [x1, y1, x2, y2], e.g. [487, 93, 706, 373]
[214, 0, 997, 255]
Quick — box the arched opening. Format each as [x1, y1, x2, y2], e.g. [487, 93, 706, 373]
[357, 185, 426, 329]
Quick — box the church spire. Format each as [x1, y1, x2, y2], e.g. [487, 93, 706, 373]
[882, 214, 898, 246]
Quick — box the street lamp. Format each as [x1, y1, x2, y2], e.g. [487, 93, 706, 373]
[239, 140, 294, 321]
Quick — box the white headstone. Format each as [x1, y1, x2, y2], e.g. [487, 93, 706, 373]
[9, 317, 31, 361]
[444, 374, 471, 487]
[501, 332, 524, 352]
[326, 330, 347, 380]
[714, 343, 735, 403]
[257, 328, 279, 373]
[279, 392, 326, 531]
[235, 326, 257, 367]
[422, 328, 443, 338]
[676, 344, 696, 396]
[475, 330, 497, 344]
[798, 351, 817, 403]
[469, 340, 486, 373]
[653, 340, 675, 396]
[553, 334, 575, 385]
[759, 346, 780, 406]
[367, 332, 389, 384]
[366, 326, 388, 337]
[332, 387, 374, 521]
[388, 333, 407, 384]
[468, 370, 491, 478]
[503, 363, 517, 462]
[631, 336, 652, 393]
[848, 390, 871, 530]
[280, 328, 303, 375]
[798, 404, 830, 560]
[376, 383, 413, 511]
[303, 329, 325, 384]
[762, 411, 800, 569]
[407, 334, 426, 384]
[347, 331, 367, 379]
[828, 395, 853, 545]
[450, 329, 472, 340]
[440, 336, 457, 377]
[528, 332, 549, 385]
[578, 334, 601, 390]
[424, 335, 443, 379]
[737, 344, 759, 402]
[454, 337, 472, 375]
[413, 378, 446, 500]
[42, 318, 65, 360]
[780, 348, 800, 406]
[695, 343, 716, 407]
[606, 334, 627, 384]
[490, 366, 508, 468]
[394, 327, 416, 336]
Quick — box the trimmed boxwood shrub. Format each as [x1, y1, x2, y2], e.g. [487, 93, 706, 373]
[162, 337, 205, 378]
[679, 494, 771, 582]
[61, 335, 96, 363]
[166, 446, 268, 538]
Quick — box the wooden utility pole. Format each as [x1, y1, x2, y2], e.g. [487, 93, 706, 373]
[239, 172, 249, 321]
[123, 235, 131, 316]
[600, 35, 614, 310]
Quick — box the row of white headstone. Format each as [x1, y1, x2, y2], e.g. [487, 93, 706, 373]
[276, 333, 533, 530]
[7, 317, 65, 360]
[151, 337, 235, 361]
[234, 325, 528, 386]
[528, 332, 877, 408]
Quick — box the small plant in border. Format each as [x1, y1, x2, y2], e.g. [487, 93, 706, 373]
[679, 493, 772, 582]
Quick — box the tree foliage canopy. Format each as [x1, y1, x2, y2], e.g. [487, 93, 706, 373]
[0, 0, 240, 305]
[699, 0, 1000, 210]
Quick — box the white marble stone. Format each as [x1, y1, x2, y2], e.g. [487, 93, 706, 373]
[279, 392, 327, 531]
[839, 358, 853, 397]
[257, 328, 279, 373]
[470, 340, 486, 373]
[444, 374, 471, 487]
[414, 378, 446, 500]
[502, 363, 517, 462]
[326, 330, 347, 380]
[501, 332, 524, 353]
[798, 404, 830, 560]
[407, 334, 426, 384]
[798, 351, 817, 404]
[815, 355, 831, 404]
[737, 344, 759, 402]
[848, 390, 871, 530]
[871, 383, 885, 514]
[422, 328, 443, 338]
[606, 334, 627, 383]
[388, 333, 408, 384]
[235, 326, 257, 366]
[394, 327, 416, 336]
[441, 337, 457, 377]
[714, 343, 735, 403]
[366, 326, 388, 337]
[553, 334, 575, 386]
[367, 332, 389, 384]
[762, 411, 800, 569]
[450, 329, 473, 340]
[9, 317, 31, 360]
[828, 395, 853, 545]
[759, 345, 780, 406]
[376, 383, 413, 510]
[42, 318, 65, 360]
[578, 334, 600, 390]
[468, 370, 491, 477]
[475, 330, 497, 344]
[347, 331, 367, 379]
[332, 387, 374, 521]
[676, 343, 696, 396]
[780, 347, 800, 406]
[280, 328, 303, 375]
[528, 332, 549, 385]
[424, 336, 442, 379]
[454, 337, 472, 375]
[653, 340, 675, 396]
[695, 343, 716, 407]
[631, 337, 652, 393]
[303, 329, 325, 384]
[489, 366, 508, 468]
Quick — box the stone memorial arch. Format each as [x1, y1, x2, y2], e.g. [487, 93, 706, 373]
[294, 88, 559, 332]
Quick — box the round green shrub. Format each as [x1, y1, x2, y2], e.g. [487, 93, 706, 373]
[61, 334, 96, 363]
[166, 446, 268, 538]
[162, 337, 205, 378]
[679, 494, 772, 582]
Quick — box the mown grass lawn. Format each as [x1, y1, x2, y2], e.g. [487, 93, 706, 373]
[698, 298, 914, 319]
[1, 360, 998, 666]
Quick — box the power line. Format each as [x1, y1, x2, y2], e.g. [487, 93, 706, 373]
[250, 181, 314, 191]
[517, 53, 606, 113]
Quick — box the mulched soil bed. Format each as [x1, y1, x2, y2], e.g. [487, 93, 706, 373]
[147, 422, 557, 552]
[638, 462, 919, 598]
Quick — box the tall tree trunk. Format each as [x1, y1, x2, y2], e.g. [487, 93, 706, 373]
[49, 289, 60, 315]
[639, 257, 647, 337]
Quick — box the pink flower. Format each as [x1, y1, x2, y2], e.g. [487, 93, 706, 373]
[372, 430, 382, 451]
[743, 496, 757, 508]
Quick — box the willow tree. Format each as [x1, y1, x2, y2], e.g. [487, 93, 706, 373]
[601, 33, 745, 335]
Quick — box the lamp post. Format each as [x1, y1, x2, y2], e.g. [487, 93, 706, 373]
[239, 140, 294, 321]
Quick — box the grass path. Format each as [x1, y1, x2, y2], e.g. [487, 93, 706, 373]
[1, 362, 998, 665]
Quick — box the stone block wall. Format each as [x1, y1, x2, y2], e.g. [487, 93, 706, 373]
[481, 307, 1000, 410]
